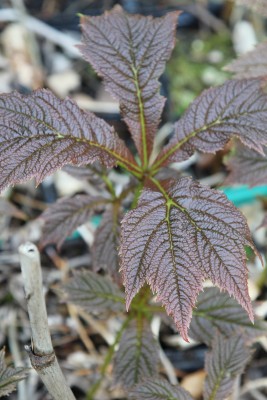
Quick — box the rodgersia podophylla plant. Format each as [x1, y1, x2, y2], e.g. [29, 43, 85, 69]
[1, 6, 267, 400]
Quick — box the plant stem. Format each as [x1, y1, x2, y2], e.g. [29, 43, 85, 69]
[86, 317, 131, 400]
[19, 242, 76, 400]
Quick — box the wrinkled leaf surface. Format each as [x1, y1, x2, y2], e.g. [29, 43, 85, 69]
[190, 287, 267, 345]
[79, 6, 179, 161]
[204, 335, 251, 400]
[41, 194, 109, 248]
[121, 177, 255, 341]
[113, 321, 159, 388]
[129, 378, 194, 400]
[156, 80, 267, 167]
[0, 89, 134, 192]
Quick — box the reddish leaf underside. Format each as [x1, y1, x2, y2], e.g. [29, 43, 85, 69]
[78, 6, 180, 163]
[155, 79, 267, 167]
[120, 177, 255, 341]
[41, 194, 109, 248]
[225, 41, 267, 79]
[225, 145, 267, 186]
[0, 89, 135, 193]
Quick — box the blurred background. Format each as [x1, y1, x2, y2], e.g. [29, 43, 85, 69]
[1, 1, 267, 399]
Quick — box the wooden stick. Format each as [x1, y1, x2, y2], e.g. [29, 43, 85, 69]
[19, 242, 76, 400]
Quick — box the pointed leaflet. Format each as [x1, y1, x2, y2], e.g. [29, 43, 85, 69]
[120, 177, 255, 341]
[154, 79, 267, 168]
[129, 378, 193, 400]
[189, 287, 267, 345]
[225, 42, 267, 79]
[78, 6, 179, 163]
[0, 348, 29, 397]
[41, 194, 109, 248]
[60, 270, 124, 313]
[225, 145, 267, 186]
[204, 335, 251, 400]
[113, 321, 159, 388]
[92, 206, 122, 282]
[0, 89, 137, 193]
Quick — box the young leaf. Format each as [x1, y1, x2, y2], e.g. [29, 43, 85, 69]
[41, 194, 110, 248]
[60, 270, 124, 313]
[204, 335, 251, 400]
[129, 378, 194, 400]
[154, 79, 267, 168]
[0, 348, 29, 397]
[78, 6, 180, 165]
[225, 145, 267, 186]
[0, 89, 137, 193]
[190, 287, 267, 345]
[225, 42, 267, 79]
[92, 206, 122, 282]
[113, 321, 159, 388]
[120, 177, 255, 341]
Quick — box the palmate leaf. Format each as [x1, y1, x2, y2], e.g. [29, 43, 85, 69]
[92, 206, 122, 282]
[41, 194, 110, 248]
[129, 378, 194, 400]
[113, 321, 159, 388]
[204, 335, 251, 400]
[0, 348, 29, 397]
[225, 145, 267, 186]
[60, 270, 124, 313]
[190, 287, 267, 345]
[154, 79, 267, 168]
[225, 42, 267, 79]
[120, 177, 256, 341]
[78, 6, 179, 164]
[0, 89, 136, 193]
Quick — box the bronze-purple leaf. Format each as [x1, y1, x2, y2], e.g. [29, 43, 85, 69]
[92, 206, 122, 283]
[225, 41, 267, 79]
[204, 335, 251, 400]
[0, 348, 29, 397]
[78, 6, 180, 164]
[129, 378, 194, 400]
[120, 177, 256, 341]
[113, 321, 159, 388]
[60, 270, 124, 313]
[41, 194, 109, 248]
[190, 287, 267, 345]
[0, 89, 135, 192]
[225, 145, 267, 186]
[155, 79, 267, 168]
